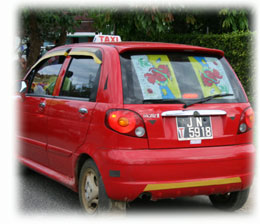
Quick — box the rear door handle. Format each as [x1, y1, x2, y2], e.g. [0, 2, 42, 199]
[79, 108, 88, 114]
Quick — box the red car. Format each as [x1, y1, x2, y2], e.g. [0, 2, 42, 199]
[18, 39, 255, 214]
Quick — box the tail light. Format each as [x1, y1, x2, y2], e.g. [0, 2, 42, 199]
[238, 107, 254, 134]
[105, 109, 147, 138]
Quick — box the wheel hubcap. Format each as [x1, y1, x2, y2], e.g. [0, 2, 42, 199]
[83, 169, 99, 214]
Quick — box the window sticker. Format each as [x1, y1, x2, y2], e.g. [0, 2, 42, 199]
[131, 55, 181, 100]
[189, 56, 234, 97]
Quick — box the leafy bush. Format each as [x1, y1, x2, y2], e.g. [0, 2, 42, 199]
[132, 32, 255, 105]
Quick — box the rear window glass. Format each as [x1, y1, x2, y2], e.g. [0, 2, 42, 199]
[120, 52, 246, 104]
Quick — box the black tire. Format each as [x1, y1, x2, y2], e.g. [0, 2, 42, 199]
[78, 159, 126, 214]
[209, 188, 250, 211]
[18, 162, 31, 176]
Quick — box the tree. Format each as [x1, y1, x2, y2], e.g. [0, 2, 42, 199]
[20, 9, 81, 70]
[219, 9, 250, 32]
[88, 8, 251, 41]
[88, 8, 175, 40]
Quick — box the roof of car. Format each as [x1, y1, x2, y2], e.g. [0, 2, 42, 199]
[50, 41, 224, 57]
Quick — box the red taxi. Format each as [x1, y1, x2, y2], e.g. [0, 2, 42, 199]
[18, 37, 255, 214]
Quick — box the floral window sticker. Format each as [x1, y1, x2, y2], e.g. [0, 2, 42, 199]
[131, 55, 181, 100]
[189, 56, 234, 98]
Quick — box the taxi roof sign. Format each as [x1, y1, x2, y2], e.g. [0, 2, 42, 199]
[93, 35, 121, 43]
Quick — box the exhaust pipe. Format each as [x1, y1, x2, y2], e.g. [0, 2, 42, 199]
[139, 192, 152, 201]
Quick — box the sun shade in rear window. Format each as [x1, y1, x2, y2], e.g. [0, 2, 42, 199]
[120, 52, 246, 104]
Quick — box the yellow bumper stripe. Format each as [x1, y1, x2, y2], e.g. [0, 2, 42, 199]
[144, 177, 241, 191]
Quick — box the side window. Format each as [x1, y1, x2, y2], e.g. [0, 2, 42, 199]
[60, 56, 101, 101]
[27, 56, 65, 96]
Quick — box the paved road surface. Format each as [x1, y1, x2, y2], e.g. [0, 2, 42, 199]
[17, 168, 254, 215]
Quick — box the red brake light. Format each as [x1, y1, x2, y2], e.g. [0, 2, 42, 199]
[238, 107, 254, 134]
[106, 109, 147, 138]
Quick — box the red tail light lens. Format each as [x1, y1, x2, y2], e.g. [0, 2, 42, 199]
[106, 109, 147, 138]
[238, 107, 254, 134]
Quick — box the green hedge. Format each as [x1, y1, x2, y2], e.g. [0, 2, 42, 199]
[131, 32, 255, 105]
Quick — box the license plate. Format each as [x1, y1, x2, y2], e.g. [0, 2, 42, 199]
[176, 116, 213, 141]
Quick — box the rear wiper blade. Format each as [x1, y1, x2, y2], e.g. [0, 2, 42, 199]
[183, 93, 234, 108]
[143, 98, 186, 105]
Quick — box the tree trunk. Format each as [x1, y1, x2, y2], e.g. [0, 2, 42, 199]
[113, 23, 117, 35]
[26, 12, 43, 70]
[56, 28, 67, 46]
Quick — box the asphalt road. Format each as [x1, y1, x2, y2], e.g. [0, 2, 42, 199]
[17, 168, 254, 215]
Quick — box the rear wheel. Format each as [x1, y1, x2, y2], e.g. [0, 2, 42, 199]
[78, 159, 126, 214]
[209, 188, 250, 211]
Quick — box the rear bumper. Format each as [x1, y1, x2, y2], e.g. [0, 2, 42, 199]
[96, 144, 255, 201]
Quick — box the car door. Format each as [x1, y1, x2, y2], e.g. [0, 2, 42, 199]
[46, 50, 102, 177]
[18, 55, 66, 167]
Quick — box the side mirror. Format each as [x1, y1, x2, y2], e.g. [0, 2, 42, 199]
[17, 81, 29, 101]
[19, 80, 28, 94]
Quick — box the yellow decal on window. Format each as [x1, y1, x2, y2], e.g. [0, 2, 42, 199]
[188, 56, 234, 97]
[189, 56, 222, 97]
[144, 55, 181, 99]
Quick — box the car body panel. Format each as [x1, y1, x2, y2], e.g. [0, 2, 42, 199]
[18, 96, 52, 167]
[46, 98, 96, 177]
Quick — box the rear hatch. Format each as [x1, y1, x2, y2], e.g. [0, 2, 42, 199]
[120, 51, 249, 149]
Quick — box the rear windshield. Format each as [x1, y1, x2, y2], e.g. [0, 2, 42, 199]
[120, 52, 246, 104]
